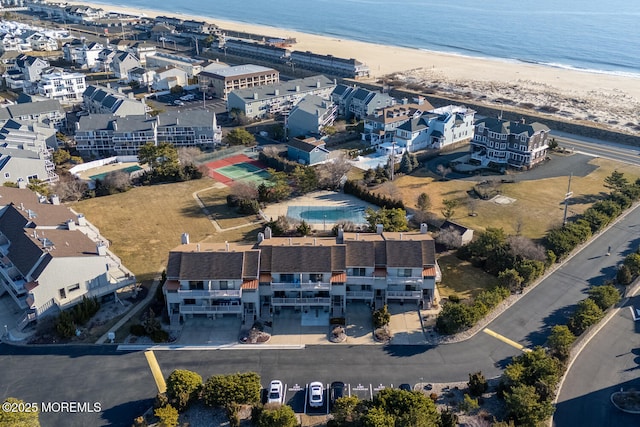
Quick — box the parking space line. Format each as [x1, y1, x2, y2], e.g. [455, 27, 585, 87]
[304, 383, 308, 415]
[483, 328, 528, 351]
[283, 384, 287, 404]
[348, 383, 351, 397]
[326, 383, 330, 415]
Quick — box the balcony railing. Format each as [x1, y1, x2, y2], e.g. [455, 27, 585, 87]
[180, 304, 243, 314]
[387, 290, 422, 299]
[345, 276, 375, 285]
[271, 282, 330, 291]
[271, 297, 331, 306]
[177, 289, 241, 298]
[346, 291, 374, 299]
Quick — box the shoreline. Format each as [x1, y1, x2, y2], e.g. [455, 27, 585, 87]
[65, 1, 640, 136]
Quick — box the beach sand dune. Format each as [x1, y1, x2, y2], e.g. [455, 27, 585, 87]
[69, 1, 640, 135]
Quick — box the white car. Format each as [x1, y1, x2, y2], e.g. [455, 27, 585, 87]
[173, 100, 185, 106]
[308, 381, 324, 408]
[267, 380, 283, 404]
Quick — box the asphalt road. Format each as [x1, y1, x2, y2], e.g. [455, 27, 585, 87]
[554, 294, 640, 427]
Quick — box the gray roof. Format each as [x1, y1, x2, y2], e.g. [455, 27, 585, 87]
[77, 110, 216, 132]
[287, 137, 326, 153]
[230, 75, 335, 102]
[205, 64, 276, 78]
[476, 117, 550, 136]
[290, 95, 330, 116]
[1, 99, 65, 119]
[331, 84, 354, 97]
[269, 245, 345, 273]
[397, 117, 428, 132]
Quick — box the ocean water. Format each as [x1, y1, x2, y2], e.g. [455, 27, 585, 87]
[93, 0, 640, 77]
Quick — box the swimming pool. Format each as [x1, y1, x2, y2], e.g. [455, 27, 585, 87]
[287, 205, 368, 224]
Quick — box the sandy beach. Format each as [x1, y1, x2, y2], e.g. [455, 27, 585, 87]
[71, 1, 640, 135]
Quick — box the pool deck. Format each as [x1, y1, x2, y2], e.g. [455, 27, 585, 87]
[75, 162, 143, 181]
[261, 190, 378, 230]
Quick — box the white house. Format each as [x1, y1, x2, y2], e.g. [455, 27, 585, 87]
[37, 71, 86, 103]
[152, 66, 187, 90]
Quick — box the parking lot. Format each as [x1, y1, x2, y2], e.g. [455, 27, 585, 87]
[151, 91, 227, 114]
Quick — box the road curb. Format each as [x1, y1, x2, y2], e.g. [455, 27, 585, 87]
[117, 344, 306, 351]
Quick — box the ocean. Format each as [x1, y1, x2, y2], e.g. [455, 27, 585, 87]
[91, 0, 640, 78]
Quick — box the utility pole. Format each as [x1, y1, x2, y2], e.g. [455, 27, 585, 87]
[563, 173, 573, 226]
[389, 140, 396, 181]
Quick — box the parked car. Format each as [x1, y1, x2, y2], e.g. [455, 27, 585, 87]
[330, 381, 345, 407]
[174, 100, 185, 106]
[267, 380, 283, 404]
[308, 381, 324, 408]
[180, 94, 195, 101]
[399, 383, 412, 392]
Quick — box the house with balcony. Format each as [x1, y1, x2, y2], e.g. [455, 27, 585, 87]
[37, 70, 86, 104]
[0, 186, 135, 331]
[289, 50, 370, 79]
[286, 95, 337, 138]
[198, 64, 279, 100]
[362, 97, 433, 145]
[82, 84, 148, 117]
[394, 105, 476, 153]
[226, 75, 336, 119]
[347, 88, 395, 120]
[15, 54, 50, 83]
[470, 117, 550, 169]
[286, 136, 330, 166]
[330, 84, 356, 118]
[0, 98, 66, 130]
[163, 224, 439, 326]
[62, 40, 104, 69]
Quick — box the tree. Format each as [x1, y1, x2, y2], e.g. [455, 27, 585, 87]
[374, 388, 441, 427]
[177, 146, 202, 166]
[458, 393, 479, 414]
[291, 165, 318, 194]
[230, 181, 258, 201]
[296, 220, 312, 236]
[498, 269, 524, 293]
[27, 178, 50, 196]
[436, 226, 462, 249]
[229, 108, 250, 125]
[154, 404, 179, 427]
[547, 325, 575, 360]
[138, 142, 181, 180]
[436, 164, 451, 180]
[504, 384, 554, 427]
[604, 170, 629, 193]
[364, 207, 408, 232]
[416, 192, 431, 212]
[202, 372, 261, 409]
[0, 397, 40, 427]
[52, 149, 71, 165]
[169, 85, 183, 94]
[568, 298, 604, 335]
[225, 128, 256, 146]
[316, 153, 352, 189]
[165, 369, 202, 411]
[399, 151, 415, 174]
[439, 408, 458, 427]
[54, 173, 88, 202]
[269, 123, 285, 141]
[436, 302, 474, 334]
[441, 199, 457, 219]
[97, 170, 131, 195]
[468, 371, 489, 396]
[624, 252, 640, 276]
[254, 404, 298, 427]
[321, 125, 337, 136]
[331, 395, 362, 424]
[588, 284, 620, 310]
[617, 264, 632, 285]
[372, 304, 390, 328]
[506, 235, 547, 262]
[360, 407, 395, 427]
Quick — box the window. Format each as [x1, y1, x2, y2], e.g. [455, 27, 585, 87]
[68, 283, 80, 292]
[192, 281, 204, 290]
[351, 268, 366, 277]
[280, 274, 294, 283]
[219, 281, 229, 290]
[309, 273, 323, 282]
[3, 172, 9, 178]
[59, 288, 66, 299]
[399, 269, 412, 277]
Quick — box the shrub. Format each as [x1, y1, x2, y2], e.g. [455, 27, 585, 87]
[150, 329, 169, 343]
[588, 284, 620, 310]
[468, 372, 489, 396]
[166, 369, 203, 411]
[55, 310, 76, 339]
[436, 302, 474, 335]
[547, 325, 575, 361]
[448, 294, 461, 303]
[568, 298, 604, 335]
[130, 324, 146, 336]
[459, 394, 479, 414]
[254, 404, 298, 427]
[429, 392, 438, 402]
[372, 305, 391, 328]
[154, 404, 178, 427]
[202, 372, 261, 408]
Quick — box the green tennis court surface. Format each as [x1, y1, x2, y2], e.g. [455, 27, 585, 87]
[89, 165, 142, 181]
[215, 162, 271, 185]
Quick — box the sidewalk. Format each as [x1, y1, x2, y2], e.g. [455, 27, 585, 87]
[95, 279, 160, 344]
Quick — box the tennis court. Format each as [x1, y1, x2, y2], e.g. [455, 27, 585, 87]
[205, 154, 270, 185]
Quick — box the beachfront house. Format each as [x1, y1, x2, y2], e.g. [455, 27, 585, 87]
[330, 84, 357, 117]
[470, 117, 550, 169]
[286, 95, 338, 138]
[362, 97, 433, 145]
[222, 39, 290, 63]
[163, 226, 439, 326]
[0, 186, 135, 331]
[289, 50, 370, 79]
[286, 137, 330, 166]
[394, 105, 476, 152]
[198, 64, 279, 100]
[226, 75, 336, 119]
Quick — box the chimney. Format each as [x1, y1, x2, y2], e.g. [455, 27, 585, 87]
[420, 223, 428, 234]
[288, 237, 292, 246]
[181, 232, 189, 244]
[17, 179, 27, 189]
[112, 120, 118, 131]
[75, 121, 81, 131]
[67, 219, 76, 231]
[336, 226, 344, 244]
[257, 232, 264, 243]
[50, 194, 60, 205]
[399, 233, 403, 240]
[97, 242, 107, 256]
[77, 213, 87, 226]
[274, 89, 279, 96]
[401, 98, 408, 105]
[253, 92, 259, 100]
[196, 243, 200, 252]
[376, 224, 383, 234]
[117, 86, 124, 94]
[356, 232, 359, 241]
[313, 238, 317, 246]
[128, 91, 134, 99]
[295, 85, 300, 92]
[316, 80, 321, 88]
[264, 226, 272, 239]
[225, 241, 229, 252]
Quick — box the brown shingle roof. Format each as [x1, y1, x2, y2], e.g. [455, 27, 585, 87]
[385, 240, 424, 268]
[170, 251, 245, 280]
[271, 245, 333, 272]
[242, 250, 260, 278]
[345, 240, 375, 267]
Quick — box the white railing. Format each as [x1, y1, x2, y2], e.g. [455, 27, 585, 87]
[346, 291, 374, 299]
[387, 290, 422, 299]
[387, 278, 424, 286]
[271, 282, 330, 291]
[180, 304, 242, 314]
[345, 276, 375, 285]
[177, 289, 241, 298]
[271, 297, 331, 306]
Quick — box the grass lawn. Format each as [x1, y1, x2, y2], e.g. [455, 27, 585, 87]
[197, 186, 258, 229]
[437, 253, 496, 300]
[388, 157, 640, 239]
[72, 178, 262, 281]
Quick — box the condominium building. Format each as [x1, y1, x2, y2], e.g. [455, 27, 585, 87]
[222, 39, 290, 63]
[163, 225, 440, 325]
[0, 186, 135, 331]
[470, 117, 550, 169]
[83, 84, 148, 117]
[74, 110, 222, 156]
[146, 52, 203, 77]
[226, 75, 336, 119]
[290, 50, 370, 79]
[198, 64, 279, 100]
[0, 98, 66, 130]
[37, 71, 86, 103]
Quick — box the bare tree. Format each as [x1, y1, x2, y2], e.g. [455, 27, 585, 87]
[177, 146, 202, 166]
[102, 170, 132, 192]
[377, 181, 398, 198]
[230, 181, 258, 201]
[262, 145, 281, 158]
[507, 235, 547, 261]
[436, 164, 451, 181]
[54, 173, 88, 202]
[514, 217, 524, 235]
[436, 226, 462, 249]
[317, 153, 352, 189]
